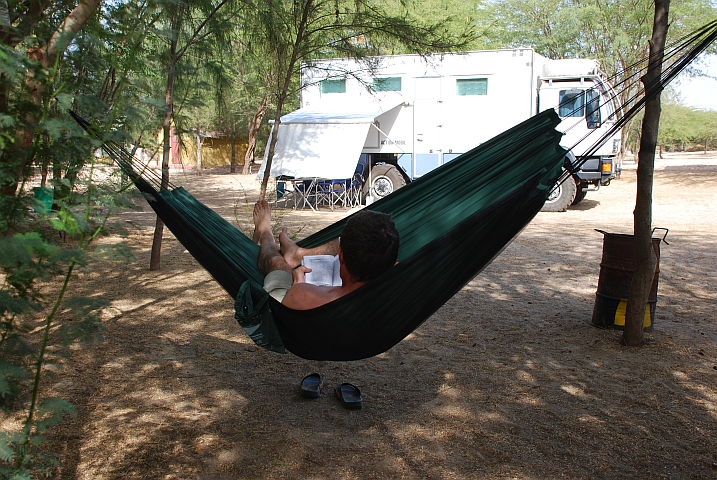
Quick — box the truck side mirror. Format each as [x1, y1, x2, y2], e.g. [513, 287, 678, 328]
[586, 89, 601, 129]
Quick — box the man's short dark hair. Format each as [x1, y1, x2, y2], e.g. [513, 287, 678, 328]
[340, 210, 400, 282]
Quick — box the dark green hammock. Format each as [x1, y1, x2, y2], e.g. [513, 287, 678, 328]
[77, 109, 566, 360]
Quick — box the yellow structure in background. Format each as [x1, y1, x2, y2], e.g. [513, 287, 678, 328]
[184, 135, 249, 169]
[148, 128, 250, 170]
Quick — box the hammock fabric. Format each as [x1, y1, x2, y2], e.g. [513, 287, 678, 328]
[75, 109, 566, 360]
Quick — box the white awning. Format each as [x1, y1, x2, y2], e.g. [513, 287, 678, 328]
[260, 102, 402, 180]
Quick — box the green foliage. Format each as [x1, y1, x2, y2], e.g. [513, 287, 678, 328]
[0, 204, 128, 477]
[659, 103, 717, 151]
[476, 0, 716, 156]
[0, 2, 185, 475]
[243, 0, 476, 195]
[0, 234, 63, 302]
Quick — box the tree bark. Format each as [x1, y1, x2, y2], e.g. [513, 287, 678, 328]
[45, 0, 102, 62]
[230, 135, 237, 173]
[0, 0, 10, 29]
[623, 0, 670, 347]
[195, 132, 203, 174]
[243, 93, 268, 175]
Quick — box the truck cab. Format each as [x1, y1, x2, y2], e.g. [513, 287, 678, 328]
[537, 59, 622, 210]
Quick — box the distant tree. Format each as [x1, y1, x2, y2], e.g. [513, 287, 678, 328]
[656, 104, 717, 152]
[477, 0, 717, 155]
[242, 93, 268, 174]
[659, 104, 696, 151]
[247, 0, 475, 198]
[146, 0, 239, 271]
[696, 110, 717, 152]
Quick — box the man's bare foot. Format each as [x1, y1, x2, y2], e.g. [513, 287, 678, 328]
[252, 200, 273, 244]
[279, 227, 305, 268]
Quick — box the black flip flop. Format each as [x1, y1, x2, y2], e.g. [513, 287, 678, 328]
[334, 383, 362, 410]
[300, 373, 323, 399]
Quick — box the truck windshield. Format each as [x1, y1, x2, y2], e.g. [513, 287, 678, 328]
[559, 89, 585, 117]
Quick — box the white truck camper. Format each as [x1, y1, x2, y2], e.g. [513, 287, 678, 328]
[262, 49, 622, 211]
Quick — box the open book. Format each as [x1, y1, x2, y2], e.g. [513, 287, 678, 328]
[302, 255, 342, 287]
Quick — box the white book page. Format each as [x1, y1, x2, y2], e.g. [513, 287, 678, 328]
[302, 255, 342, 287]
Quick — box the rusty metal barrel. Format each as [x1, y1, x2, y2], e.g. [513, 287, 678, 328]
[591, 229, 668, 332]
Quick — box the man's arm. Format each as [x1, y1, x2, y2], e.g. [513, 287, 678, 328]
[282, 282, 342, 310]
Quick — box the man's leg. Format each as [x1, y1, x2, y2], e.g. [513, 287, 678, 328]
[279, 227, 340, 268]
[253, 200, 292, 276]
[253, 201, 294, 302]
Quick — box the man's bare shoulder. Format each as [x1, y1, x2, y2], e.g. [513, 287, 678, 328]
[281, 283, 343, 310]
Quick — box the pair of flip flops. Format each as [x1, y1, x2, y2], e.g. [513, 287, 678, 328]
[300, 374, 362, 410]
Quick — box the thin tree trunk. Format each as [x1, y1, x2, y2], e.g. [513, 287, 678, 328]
[263, 117, 282, 199]
[623, 0, 670, 347]
[243, 93, 268, 175]
[150, 5, 183, 271]
[230, 135, 237, 173]
[40, 131, 49, 188]
[259, 0, 313, 199]
[195, 132, 203, 174]
[147, 0, 231, 269]
[0, 1, 10, 28]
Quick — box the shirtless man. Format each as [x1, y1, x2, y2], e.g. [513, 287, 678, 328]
[252, 200, 399, 310]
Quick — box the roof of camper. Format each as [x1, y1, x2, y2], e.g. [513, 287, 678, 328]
[300, 48, 542, 65]
[541, 59, 601, 78]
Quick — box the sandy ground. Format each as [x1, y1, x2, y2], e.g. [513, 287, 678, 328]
[15, 152, 717, 478]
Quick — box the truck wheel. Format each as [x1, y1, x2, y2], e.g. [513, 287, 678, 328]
[572, 185, 588, 205]
[365, 163, 406, 199]
[542, 173, 576, 212]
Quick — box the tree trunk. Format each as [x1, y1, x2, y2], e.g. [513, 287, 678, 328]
[195, 132, 203, 174]
[243, 93, 268, 175]
[0, 1, 10, 28]
[230, 135, 237, 173]
[150, 5, 183, 271]
[262, 116, 282, 199]
[1, 0, 101, 197]
[623, 0, 670, 347]
[259, 0, 313, 199]
[147, 0, 231, 269]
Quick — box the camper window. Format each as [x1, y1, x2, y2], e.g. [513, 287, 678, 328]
[456, 78, 488, 96]
[320, 79, 346, 94]
[559, 89, 585, 117]
[373, 77, 402, 92]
